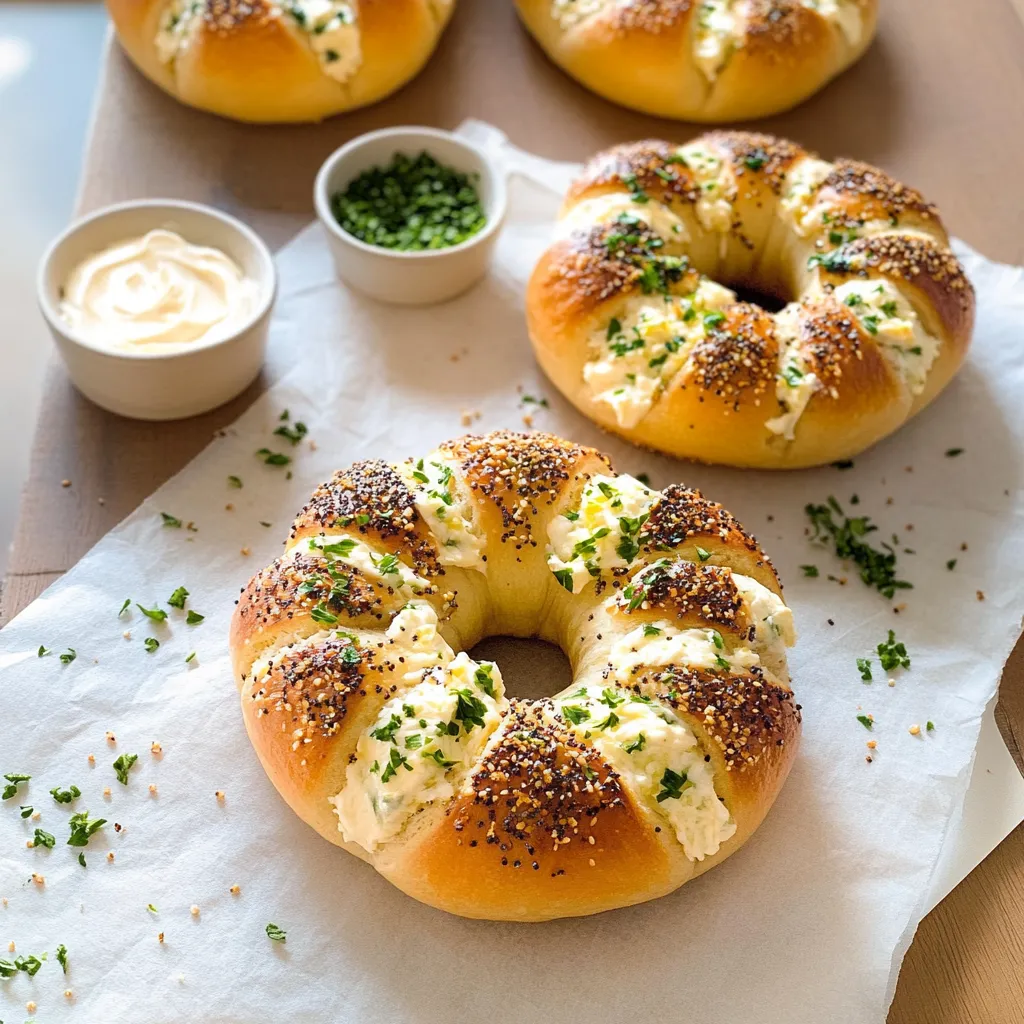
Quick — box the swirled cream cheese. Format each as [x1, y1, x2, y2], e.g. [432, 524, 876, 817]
[59, 229, 257, 351]
[555, 683, 736, 860]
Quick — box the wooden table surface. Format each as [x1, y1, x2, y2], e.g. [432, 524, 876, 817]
[3, 2, 1024, 1019]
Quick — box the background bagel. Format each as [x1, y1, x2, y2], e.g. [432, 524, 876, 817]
[526, 132, 975, 470]
[514, 0, 879, 121]
[105, 0, 456, 123]
[231, 431, 800, 921]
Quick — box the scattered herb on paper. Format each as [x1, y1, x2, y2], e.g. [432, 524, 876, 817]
[113, 753, 139, 785]
[805, 497, 912, 599]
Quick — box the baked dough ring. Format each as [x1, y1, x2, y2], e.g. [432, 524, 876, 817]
[526, 132, 975, 469]
[514, 0, 879, 121]
[231, 431, 800, 921]
[105, 0, 456, 123]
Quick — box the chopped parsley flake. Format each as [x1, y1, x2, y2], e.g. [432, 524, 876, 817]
[856, 714, 874, 730]
[656, 767, 690, 802]
[806, 497, 912, 599]
[144, 637, 160, 653]
[113, 753, 139, 785]
[37, 645, 51, 657]
[136, 603, 168, 622]
[118, 599, 130, 617]
[2, 773, 30, 800]
[945, 448, 964, 458]
[624, 733, 647, 754]
[167, 586, 189, 609]
[857, 658, 873, 682]
[161, 512, 182, 528]
[561, 705, 590, 726]
[266, 923, 287, 942]
[256, 448, 291, 466]
[67, 810, 107, 847]
[274, 421, 309, 446]
[185, 610, 205, 626]
[228, 475, 243, 488]
[801, 565, 819, 577]
[56, 944, 68, 973]
[877, 630, 910, 671]
[60, 648, 77, 665]
[31, 827, 56, 849]
[50, 785, 80, 804]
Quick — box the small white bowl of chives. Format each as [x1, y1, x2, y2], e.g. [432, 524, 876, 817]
[314, 126, 507, 305]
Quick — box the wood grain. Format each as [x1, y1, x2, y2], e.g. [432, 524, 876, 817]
[2, 2, 1023, 1020]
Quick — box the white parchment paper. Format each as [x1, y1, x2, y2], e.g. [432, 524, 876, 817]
[2, 124, 1023, 1024]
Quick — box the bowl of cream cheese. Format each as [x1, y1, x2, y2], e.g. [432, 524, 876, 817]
[38, 200, 276, 420]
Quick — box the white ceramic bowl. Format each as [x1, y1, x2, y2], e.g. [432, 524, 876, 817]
[314, 126, 507, 305]
[38, 200, 276, 421]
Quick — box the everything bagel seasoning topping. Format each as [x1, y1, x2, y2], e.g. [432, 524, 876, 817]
[330, 152, 487, 252]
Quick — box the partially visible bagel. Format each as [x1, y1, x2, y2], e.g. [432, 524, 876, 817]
[515, 0, 879, 121]
[526, 132, 975, 469]
[231, 431, 800, 921]
[105, 0, 456, 123]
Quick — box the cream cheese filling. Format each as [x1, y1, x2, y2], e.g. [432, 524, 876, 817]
[765, 303, 821, 440]
[155, 0, 203, 65]
[832, 279, 940, 394]
[282, 1, 361, 83]
[399, 455, 486, 570]
[332, 641, 506, 852]
[677, 141, 736, 233]
[693, 0, 745, 81]
[582, 280, 736, 428]
[293, 535, 430, 595]
[779, 158, 836, 237]
[547, 474, 658, 594]
[555, 683, 736, 860]
[608, 619, 762, 682]
[557, 195, 689, 245]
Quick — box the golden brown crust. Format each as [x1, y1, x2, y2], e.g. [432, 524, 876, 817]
[390, 701, 684, 920]
[233, 431, 799, 920]
[241, 633, 384, 841]
[514, 0, 879, 122]
[527, 132, 974, 469]
[105, 0, 454, 123]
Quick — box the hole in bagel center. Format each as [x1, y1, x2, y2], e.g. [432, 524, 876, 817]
[468, 637, 572, 702]
[728, 282, 788, 315]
